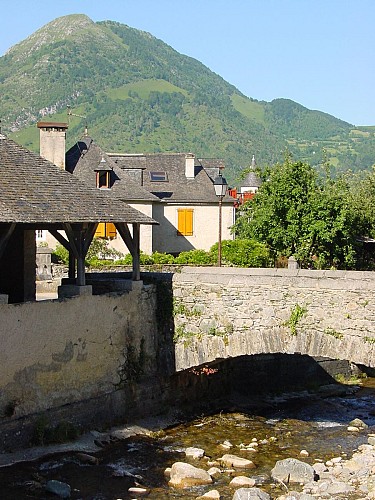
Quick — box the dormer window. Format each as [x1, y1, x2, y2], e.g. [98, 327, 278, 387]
[149, 171, 168, 182]
[96, 170, 110, 189]
[95, 157, 112, 189]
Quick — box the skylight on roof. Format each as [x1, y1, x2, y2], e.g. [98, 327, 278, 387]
[149, 171, 168, 182]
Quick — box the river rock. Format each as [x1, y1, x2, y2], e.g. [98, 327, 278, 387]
[76, 452, 99, 465]
[168, 462, 212, 488]
[276, 494, 315, 499]
[232, 487, 270, 499]
[229, 476, 256, 487]
[196, 490, 221, 499]
[45, 480, 71, 498]
[219, 454, 256, 469]
[271, 458, 315, 484]
[128, 486, 150, 496]
[349, 418, 368, 429]
[207, 466, 222, 478]
[185, 447, 205, 459]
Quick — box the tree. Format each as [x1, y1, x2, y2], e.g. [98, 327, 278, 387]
[233, 155, 361, 269]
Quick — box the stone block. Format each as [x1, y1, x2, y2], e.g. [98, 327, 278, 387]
[58, 285, 92, 299]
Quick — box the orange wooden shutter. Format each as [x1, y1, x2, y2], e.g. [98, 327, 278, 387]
[177, 209, 193, 236]
[95, 223, 106, 238]
[106, 223, 117, 238]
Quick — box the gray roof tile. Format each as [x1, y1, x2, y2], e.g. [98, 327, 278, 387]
[0, 135, 157, 225]
[111, 153, 234, 204]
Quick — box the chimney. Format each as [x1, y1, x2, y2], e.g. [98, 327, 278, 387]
[37, 121, 68, 169]
[185, 153, 195, 179]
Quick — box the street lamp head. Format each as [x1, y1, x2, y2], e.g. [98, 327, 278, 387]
[213, 172, 228, 198]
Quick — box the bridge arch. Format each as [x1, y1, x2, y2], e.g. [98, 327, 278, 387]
[172, 267, 375, 371]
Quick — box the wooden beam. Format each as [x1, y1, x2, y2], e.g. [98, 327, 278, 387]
[49, 229, 70, 251]
[63, 223, 80, 259]
[132, 223, 141, 281]
[115, 222, 140, 281]
[83, 223, 99, 255]
[115, 222, 136, 255]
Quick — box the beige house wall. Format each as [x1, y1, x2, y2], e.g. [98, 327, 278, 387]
[153, 203, 235, 253]
[109, 202, 154, 256]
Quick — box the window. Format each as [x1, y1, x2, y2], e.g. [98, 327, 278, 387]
[96, 171, 110, 189]
[177, 209, 193, 236]
[95, 223, 117, 239]
[149, 171, 168, 182]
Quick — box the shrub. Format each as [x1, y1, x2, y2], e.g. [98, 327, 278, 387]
[210, 239, 272, 267]
[52, 244, 69, 265]
[174, 249, 214, 265]
[86, 238, 123, 261]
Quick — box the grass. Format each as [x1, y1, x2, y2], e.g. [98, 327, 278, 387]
[283, 304, 307, 336]
[231, 94, 265, 124]
[107, 79, 187, 101]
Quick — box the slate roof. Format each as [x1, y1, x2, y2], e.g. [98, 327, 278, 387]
[110, 153, 233, 204]
[0, 134, 157, 225]
[65, 137, 159, 203]
[242, 171, 262, 188]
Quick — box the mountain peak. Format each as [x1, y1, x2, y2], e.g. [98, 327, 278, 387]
[6, 14, 94, 57]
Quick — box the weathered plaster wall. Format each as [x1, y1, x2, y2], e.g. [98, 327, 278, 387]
[0, 285, 158, 419]
[152, 203, 234, 253]
[172, 267, 375, 371]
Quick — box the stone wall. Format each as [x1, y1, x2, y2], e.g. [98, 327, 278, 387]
[172, 267, 375, 371]
[0, 285, 159, 421]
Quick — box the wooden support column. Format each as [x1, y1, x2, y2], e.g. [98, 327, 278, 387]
[132, 223, 141, 281]
[50, 223, 97, 284]
[115, 222, 141, 281]
[0, 223, 16, 260]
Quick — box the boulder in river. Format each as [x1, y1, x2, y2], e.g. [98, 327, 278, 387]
[229, 476, 256, 487]
[232, 487, 270, 499]
[45, 480, 71, 498]
[271, 458, 315, 484]
[196, 490, 221, 499]
[185, 446, 205, 459]
[349, 418, 368, 429]
[219, 454, 256, 469]
[168, 461, 212, 488]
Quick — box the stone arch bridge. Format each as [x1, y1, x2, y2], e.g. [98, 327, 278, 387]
[172, 267, 375, 372]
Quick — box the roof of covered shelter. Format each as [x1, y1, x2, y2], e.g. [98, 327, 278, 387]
[0, 134, 157, 225]
[66, 137, 159, 203]
[109, 152, 234, 204]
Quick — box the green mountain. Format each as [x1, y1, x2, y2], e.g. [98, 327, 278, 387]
[1, 14, 374, 183]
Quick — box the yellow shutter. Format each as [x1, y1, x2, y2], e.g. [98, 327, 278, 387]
[106, 223, 117, 239]
[177, 209, 193, 236]
[95, 223, 106, 238]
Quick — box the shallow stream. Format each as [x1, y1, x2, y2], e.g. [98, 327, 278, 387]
[1, 379, 375, 499]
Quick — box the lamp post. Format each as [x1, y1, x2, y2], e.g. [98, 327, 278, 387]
[213, 172, 228, 267]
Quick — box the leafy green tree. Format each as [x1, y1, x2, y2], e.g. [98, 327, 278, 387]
[233, 156, 362, 269]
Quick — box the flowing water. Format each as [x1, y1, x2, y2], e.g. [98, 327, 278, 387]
[1, 379, 375, 499]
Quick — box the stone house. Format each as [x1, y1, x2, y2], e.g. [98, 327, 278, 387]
[109, 152, 235, 255]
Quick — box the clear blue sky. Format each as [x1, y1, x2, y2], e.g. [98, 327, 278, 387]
[1, 0, 374, 125]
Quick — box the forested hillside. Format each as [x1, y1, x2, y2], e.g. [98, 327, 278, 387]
[1, 14, 374, 182]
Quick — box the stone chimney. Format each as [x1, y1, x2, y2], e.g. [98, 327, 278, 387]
[37, 122, 68, 169]
[185, 153, 195, 179]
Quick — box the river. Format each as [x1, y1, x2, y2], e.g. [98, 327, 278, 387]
[0, 378, 374, 499]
